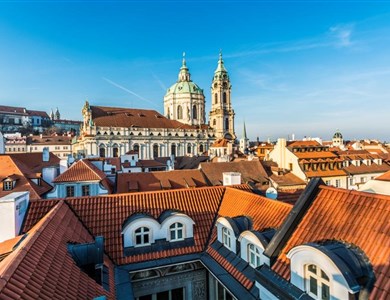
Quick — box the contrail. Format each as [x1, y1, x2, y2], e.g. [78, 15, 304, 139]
[152, 72, 167, 92]
[102, 77, 156, 107]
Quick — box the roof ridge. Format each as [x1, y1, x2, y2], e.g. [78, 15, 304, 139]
[0, 201, 65, 289]
[81, 159, 106, 180]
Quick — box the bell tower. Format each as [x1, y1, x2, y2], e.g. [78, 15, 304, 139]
[209, 52, 235, 140]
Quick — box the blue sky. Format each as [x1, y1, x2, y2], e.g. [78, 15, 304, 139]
[1, 1, 390, 141]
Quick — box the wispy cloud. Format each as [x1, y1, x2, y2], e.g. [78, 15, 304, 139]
[329, 24, 354, 47]
[102, 77, 157, 107]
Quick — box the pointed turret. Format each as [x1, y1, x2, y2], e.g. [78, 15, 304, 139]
[178, 52, 191, 82]
[209, 51, 235, 140]
[240, 121, 249, 153]
[55, 107, 60, 120]
[214, 51, 229, 80]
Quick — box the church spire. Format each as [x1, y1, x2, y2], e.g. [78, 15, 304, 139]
[243, 121, 247, 140]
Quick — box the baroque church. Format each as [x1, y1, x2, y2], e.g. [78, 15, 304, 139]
[74, 53, 235, 159]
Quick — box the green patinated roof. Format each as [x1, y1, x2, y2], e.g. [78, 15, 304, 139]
[166, 81, 204, 95]
[166, 53, 204, 96]
[213, 51, 229, 81]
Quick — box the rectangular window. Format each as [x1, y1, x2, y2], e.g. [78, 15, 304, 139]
[66, 186, 75, 197]
[325, 180, 331, 186]
[349, 178, 354, 186]
[82, 185, 90, 196]
[335, 179, 340, 188]
[289, 163, 293, 171]
[3, 181, 13, 191]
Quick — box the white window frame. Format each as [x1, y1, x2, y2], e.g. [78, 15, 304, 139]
[169, 222, 184, 241]
[287, 245, 359, 299]
[305, 264, 330, 300]
[134, 226, 151, 247]
[222, 227, 232, 249]
[248, 243, 261, 268]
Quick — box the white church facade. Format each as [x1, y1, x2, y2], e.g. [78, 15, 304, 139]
[73, 53, 235, 159]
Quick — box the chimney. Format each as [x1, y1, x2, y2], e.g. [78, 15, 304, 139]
[223, 172, 241, 186]
[0, 192, 29, 242]
[42, 147, 49, 162]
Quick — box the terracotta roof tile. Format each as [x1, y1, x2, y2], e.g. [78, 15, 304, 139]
[0, 201, 116, 299]
[91, 106, 208, 130]
[54, 159, 107, 183]
[0, 155, 53, 199]
[219, 188, 292, 230]
[272, 186, 390, 299]
[200, 160, 268, 186]
[116, 169, 209, 193]
[376, 170, 390, 181]
[24, 186, 226, 265]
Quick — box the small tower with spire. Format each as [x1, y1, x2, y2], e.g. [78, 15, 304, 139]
[209, 51, 235, 140]
[50, 109, 55, 120]
[239, 121, 249, 154]
[55, 107, 60, 120]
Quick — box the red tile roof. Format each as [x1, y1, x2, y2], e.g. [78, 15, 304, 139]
[23, 186, 227, 265]
[200, 160, 268, 186]
[205, 188, 292, 291]
[376, 170, 390, 181]
[7, 152, 60, 173]
[272, 186, 390, 300]
[211, 138, 230, 147]
[54, 159, 113, 193]
[288, 140, 321, 147]
[91, 106, 209, 130]
[116, 169, 209, 193]
[27, 135, 72, 145]
[0, 155, 53, 199]
[219, 188, 292, 230]
[0, 201, 116, 299]
[54, 159, 106, 182]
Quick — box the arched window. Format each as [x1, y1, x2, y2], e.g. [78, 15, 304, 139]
[133, 144, 139, 154]
[192, 105, 197, 119]
[305, 264, 330, 300]
[199, 144, 204, 153]
[213, 119, 216, 126]
[169, 223, 184, 241]
[248, 244, 261, 268]
[225, 118, 229, 130]
[222, 227, 231, 249]
[99, 146, 106, 158]
[177, 105, 183, 119]
[134, 227, 150, 246]
[113, 146, 119, 157]
[223, 92, 227, 104]
[214, 93, 218, 104]
[153, 144, 159, 158]
[171, 144, 176, 156]
[187, 144, 191, 154]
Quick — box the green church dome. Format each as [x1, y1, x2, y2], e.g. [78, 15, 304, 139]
[165, 53, 204, 96]
[166, 81, 204, 95]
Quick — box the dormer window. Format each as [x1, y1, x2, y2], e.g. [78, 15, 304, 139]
[222, 227, 232, 249]
[248, 243, 261, 268]
[169, 222, 184, 241]
[3, 180, 13, 191]
[306, 264, 330, 300]
[135, 227, 150, 246]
